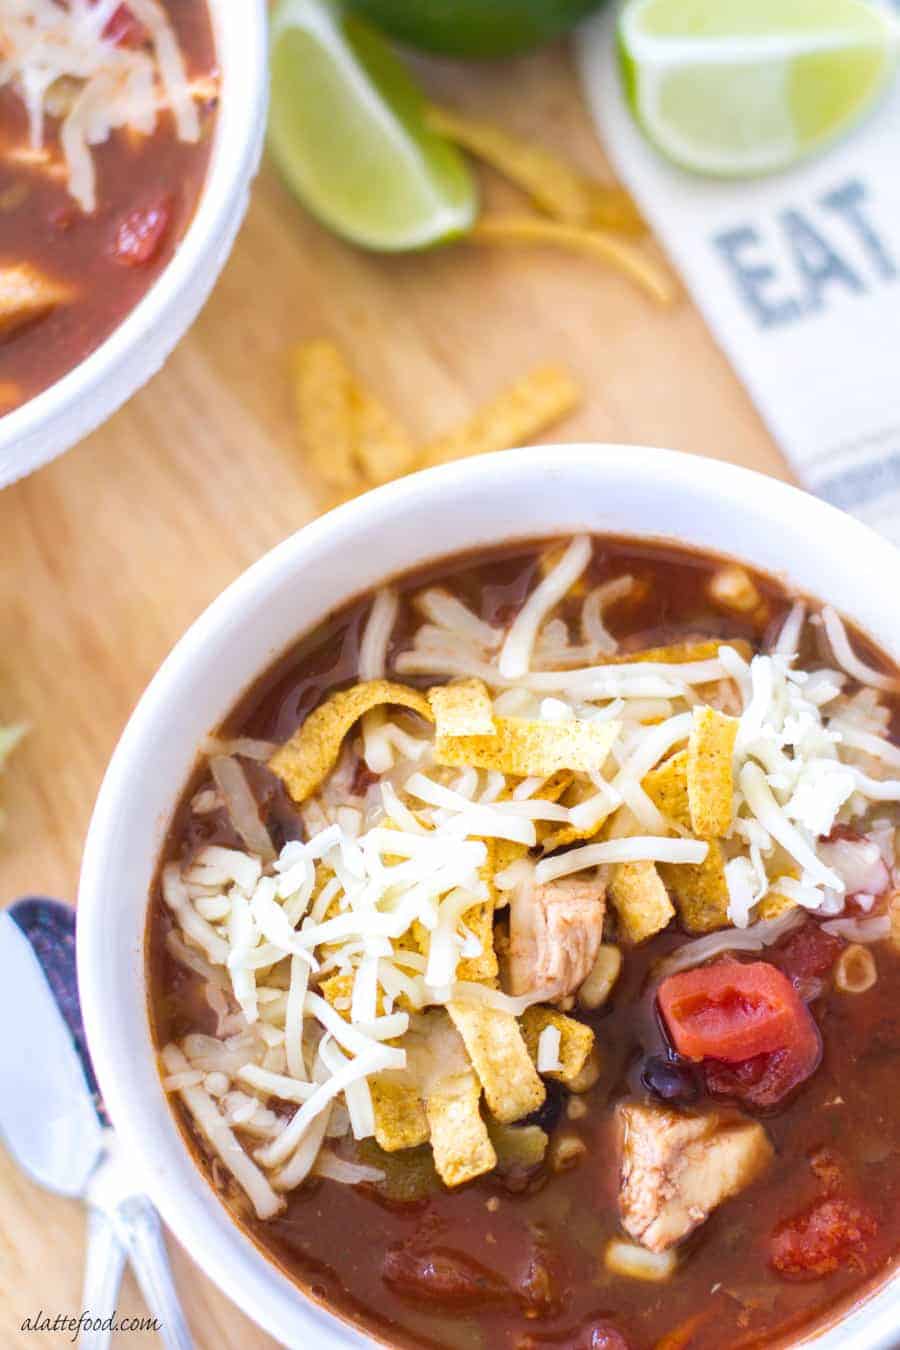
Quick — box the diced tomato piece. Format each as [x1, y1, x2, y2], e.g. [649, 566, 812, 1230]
[774, 921, 845, 985]
[102, 3, 149, 46]
[704, 1027, 821, 1108]
[111, 197, 173, 267]
[350, 757, 379, 797]
[658, 960, 809, 1063]
[769, 1196, 877, 1279]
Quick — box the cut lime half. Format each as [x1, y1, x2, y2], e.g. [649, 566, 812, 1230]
[268, 0, 478, 250]
[618, 0, 900, 177]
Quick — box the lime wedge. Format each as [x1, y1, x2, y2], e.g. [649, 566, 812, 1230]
[618, 0, 899, 177]
[268, 0, 478, 250]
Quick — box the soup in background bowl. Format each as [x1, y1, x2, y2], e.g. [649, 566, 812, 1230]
[77, 446, 900, 1349]
[0, 0, 267, 487]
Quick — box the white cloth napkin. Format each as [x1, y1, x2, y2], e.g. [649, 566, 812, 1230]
[577, 2, 900, 546]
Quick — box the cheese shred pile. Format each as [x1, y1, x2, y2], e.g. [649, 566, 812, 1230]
[158, 537, 900, 1219]
[0, 0, 199, 211]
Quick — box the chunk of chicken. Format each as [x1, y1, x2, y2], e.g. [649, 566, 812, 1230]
[617, 1102, 772, 1253]
[507, 877, 605, 1000]
[0, 263, 75, 340]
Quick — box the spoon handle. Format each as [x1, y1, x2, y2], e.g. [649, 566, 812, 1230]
[113, 1195, 194, 1350]
[78, 1207, 128, 1350]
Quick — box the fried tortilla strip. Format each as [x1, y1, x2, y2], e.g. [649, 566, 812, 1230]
[428, 678, 496, 738]
[269, 680, 433, 804]
[426, 1072, 496, 1187]
[457, 839, 499, 983]
[519, 1006, 594, 1084]
[319, 971, 354, 1015]
[643, 750, 730, 934]
[319, 977, 428, 1146]
[756, 887, 797, 921]
[609, 861, 674, 945]
[493, 837, 530, 879]
[532, 769, 575, 803]
[448, 1001, 545, 1124]
[417, 1012, 497, 1187]
[369, 1072, 430, 1152]
[426, 104, 592, 225]
[687, 707, 738, 838]
[587, 184, 646, 236]
[420, 365, 580, 468]
[642, 750, 691, 822]
[0, 262, 75, 339]
[660, 848, 729, 935]
[539, 775, 618, 853]
[350, 379, 417, 484]
[289, 340, 357, 489]
[470, 215, 676, 306]
[435, 715, 620, 778]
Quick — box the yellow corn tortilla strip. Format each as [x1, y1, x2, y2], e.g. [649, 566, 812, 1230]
[424, 1067, 496, 1188]
[369, 1072, 430, 1152]
[428, 678, 496, 738]
[269, 680, 434, 804]
[642, 749, 692, 822]
[457, 838, 499, 983]
[435, 715, 620, 779]
[519, 1006, 594, 1085]
[420, 365, 580, 468]
[587, 184, 646, 236]
[687, 707, 738, 838]
[350, 379, 417, 485]
[320, 980, 429, 1147]
[609, 860, 675, 945]
[426, 104, 592, 226]
[756, 889, 796, 920]
[533, 769, 575, 803]
[658, 849, 730, 935]
[448, 1002, 545, 1124]
[493, 838, 530, 880]
[643, 750, 731, 934]
[319, 971, 354, 1016]
[539, 775, 615, 854]
[289, 340, 357, 490]
[470, 215, 676, 306]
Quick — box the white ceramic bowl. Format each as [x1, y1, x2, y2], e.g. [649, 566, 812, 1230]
[78, 446, 900, 1349]
[0, 0, 268, 490]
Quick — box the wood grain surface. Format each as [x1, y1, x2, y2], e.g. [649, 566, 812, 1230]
[0, 43, 788, 1350]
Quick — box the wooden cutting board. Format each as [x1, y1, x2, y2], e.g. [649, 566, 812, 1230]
[0, 42, 788, 1350]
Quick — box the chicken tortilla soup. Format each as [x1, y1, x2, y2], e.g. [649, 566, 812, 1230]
[0, 0, 218, 414]
[148, 536, 900, 1349]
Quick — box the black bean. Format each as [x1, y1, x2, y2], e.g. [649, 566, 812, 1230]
[640, 1054, 700, 1105]
[521, 1079, 565, 1132]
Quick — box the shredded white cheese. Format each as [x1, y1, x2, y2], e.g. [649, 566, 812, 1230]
[536, 1024, 562, 1073]
[1, 0, 200, 211]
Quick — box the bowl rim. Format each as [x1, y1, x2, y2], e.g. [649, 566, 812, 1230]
[0, 0, 269, 488]
[78, 445, 900, 1350]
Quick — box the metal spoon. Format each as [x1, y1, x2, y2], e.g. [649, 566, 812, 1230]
[0, 898, 193, 1350]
